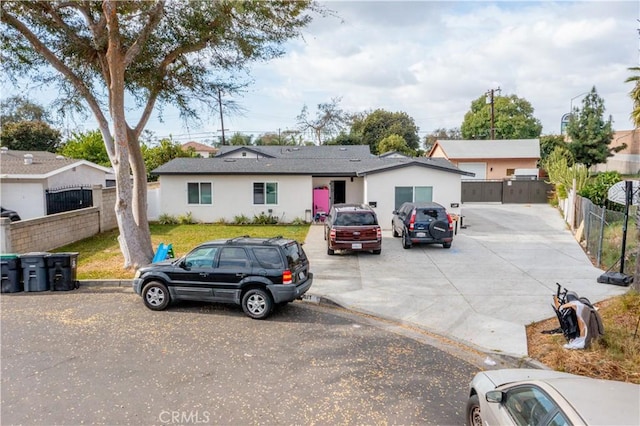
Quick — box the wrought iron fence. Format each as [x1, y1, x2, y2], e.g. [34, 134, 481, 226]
[46, 185, 93, 215]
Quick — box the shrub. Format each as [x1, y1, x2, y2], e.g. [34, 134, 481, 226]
[579, 171, 621, 206]
[290, 217, 307, 225]
[252, 212, 278, 225]
[157, 213, 178, 225]
[177, 211, 195, 224]
[233, 214, 251, 225]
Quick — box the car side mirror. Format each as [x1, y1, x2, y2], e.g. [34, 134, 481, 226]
[486, 390, 504, 404]
[392, 210, 398, 215]
[180, 260, 190, 269]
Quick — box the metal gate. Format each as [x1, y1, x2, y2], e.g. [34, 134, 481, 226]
[462, 180, 553, 203]
[46, 185, 93, 215]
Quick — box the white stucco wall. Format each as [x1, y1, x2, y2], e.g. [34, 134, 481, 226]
[158, 174, 314, 223]
[47, 164, 110, 188]
[364, 166, 463, 229]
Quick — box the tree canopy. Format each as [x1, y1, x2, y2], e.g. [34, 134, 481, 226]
[1, 95, 51, 124]
[460, 93, 542, 139]
[0, 120, 62, 152]
[626, 66, 640, 127]
[1, 0, 322, 268]
[377, 134, 414, 156]
[566, 86, 618, 168]
[58, 130, 111, 167]
[351, 109, 420, 154]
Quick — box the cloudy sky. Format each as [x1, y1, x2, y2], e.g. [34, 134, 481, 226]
[5, 1, 639, 145]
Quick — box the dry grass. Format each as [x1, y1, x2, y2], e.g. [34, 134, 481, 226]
[526, 291, 640, 384]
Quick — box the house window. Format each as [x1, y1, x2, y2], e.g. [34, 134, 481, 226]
[394, 186, 433, 209]
[187, 182, 212, 204]
[253, 182, 278, 205]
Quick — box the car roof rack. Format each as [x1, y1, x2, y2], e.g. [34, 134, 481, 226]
[226, 235, 250, 244]
[263, 236, 283, 244]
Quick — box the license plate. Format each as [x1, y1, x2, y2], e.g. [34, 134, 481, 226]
[352, 243, 362, 249]
[416, 232, 426, 237]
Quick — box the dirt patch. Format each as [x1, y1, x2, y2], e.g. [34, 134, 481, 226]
[526, 297, 640, 384]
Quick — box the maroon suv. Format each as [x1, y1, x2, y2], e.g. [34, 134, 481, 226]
[324, 204, 382, 255]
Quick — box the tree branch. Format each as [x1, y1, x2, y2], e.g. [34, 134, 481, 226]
[124, 0, 165, 67]
[1, 11, 111, 138]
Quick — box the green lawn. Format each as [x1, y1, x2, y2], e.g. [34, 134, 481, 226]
[54, 224, 311, 280]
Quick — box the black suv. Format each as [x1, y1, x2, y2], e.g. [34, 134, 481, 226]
[324, 203, 382, 255]
[391, 202, 453, 249]
[133, 236, 313, 319]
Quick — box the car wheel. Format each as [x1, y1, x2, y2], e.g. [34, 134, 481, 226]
[142, 281, 170, 311]
[443, 242, 452, 249]
[402, 232, 411, 249]
[327, 244, 335, 255]
[372, 249, 381, 255]
[242, 288, 273, 320]
[466, 394, 483, 426]
[392, 224, 399, 237]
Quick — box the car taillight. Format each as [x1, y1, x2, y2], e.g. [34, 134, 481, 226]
[409, 210, 416, 231]
[330, 228, 336, 241]
[283, 269, 292, 284]
[447, 214, 453, 230]
[376, 226, 381, 240]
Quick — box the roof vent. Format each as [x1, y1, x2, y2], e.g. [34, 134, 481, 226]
[339, 148, 347, 151]
[349, 158, 361, 162]
[0, 147, 8, 154]
[24, 153, 33, 165]
[56, 155, 65, 159]
[224, 159, 236, 162]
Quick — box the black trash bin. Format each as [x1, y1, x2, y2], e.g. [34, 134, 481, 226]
[46, 252, 79, 291]
[1, 254, 22, 293]
[19, 252, 50, 292]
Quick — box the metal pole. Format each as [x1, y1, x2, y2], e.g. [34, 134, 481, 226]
[597, 206, 606, 267]
[620, 181, 632, 273]
[490, 89, 495, 140]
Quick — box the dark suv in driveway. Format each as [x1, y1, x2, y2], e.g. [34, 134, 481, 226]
[133, 236, 313, 319]
[324, 203, 382, 255]
[392, 202, 453, 249]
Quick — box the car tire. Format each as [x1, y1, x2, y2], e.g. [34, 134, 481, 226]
[402, 232, 411, 249]
[429, 220, 449, 240]
[372, 249, 381, 255]
[242, 288, 273, 320]
[392, 224, 399, 237]
[466, 394, 483, 426]
[327, 245, 335, 255]
[443, 242, 452, 249]
[142, 281, 171, 311]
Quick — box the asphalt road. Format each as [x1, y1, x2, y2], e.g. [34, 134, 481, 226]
[1, 286, 483, 425]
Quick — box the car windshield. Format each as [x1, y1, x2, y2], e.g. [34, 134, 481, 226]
[335, 212, 377, 226]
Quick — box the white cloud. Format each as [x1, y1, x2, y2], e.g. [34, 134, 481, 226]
[3, 0, 638, 142]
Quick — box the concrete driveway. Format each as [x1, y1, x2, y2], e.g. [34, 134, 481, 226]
[304, 203, 630, 358]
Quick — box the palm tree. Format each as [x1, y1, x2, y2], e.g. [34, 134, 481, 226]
[625, 66, 640, 127]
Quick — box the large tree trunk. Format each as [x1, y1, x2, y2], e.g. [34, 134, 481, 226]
[105, 2, 154, 269]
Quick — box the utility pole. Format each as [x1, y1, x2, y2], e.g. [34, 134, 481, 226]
[217, 88, 228, 145]
[486, 87, 501, 139]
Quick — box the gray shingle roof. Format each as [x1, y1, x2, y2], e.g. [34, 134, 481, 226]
[215, 145, 375, 159]
[152, 156, 472, 177]
[0, 149, 112, 177]
[433, 139, 540, 159]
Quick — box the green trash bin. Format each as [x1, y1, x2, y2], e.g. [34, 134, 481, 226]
[19, 252, 50, 292]
[1, 254, 22, 293]
[46, 252, 79, 291]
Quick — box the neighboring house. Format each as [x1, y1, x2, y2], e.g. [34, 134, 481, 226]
[592, 129, 640, 174]
[152, 145, 473, 229]
[427, 139, 541, 180]
[181, 141, 218, 158]
[0, 148, 114, 220]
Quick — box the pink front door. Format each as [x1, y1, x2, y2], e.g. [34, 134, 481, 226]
[313, 187, 330, 217]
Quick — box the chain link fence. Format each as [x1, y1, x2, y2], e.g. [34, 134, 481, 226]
[576, 195, 637, 275]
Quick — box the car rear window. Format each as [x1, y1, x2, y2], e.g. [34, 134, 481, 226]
[415, 209, 443, 221]
[252, 247, 284, 269]
[334, 212, 378, 226]
[283, 241, 306, 268]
